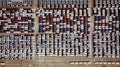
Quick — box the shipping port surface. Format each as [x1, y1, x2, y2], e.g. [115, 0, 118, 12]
[0, 0, 120, 67]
